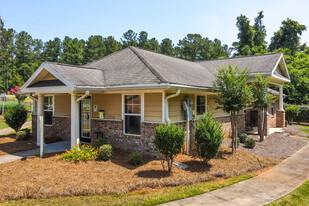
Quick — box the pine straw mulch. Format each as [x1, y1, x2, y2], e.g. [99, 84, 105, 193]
[0, 146, 278, 202]
[0, 134, 38, 156]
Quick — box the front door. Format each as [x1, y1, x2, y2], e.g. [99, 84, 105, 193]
[80, 97, 91, 144]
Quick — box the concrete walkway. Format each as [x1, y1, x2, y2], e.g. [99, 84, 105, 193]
[162, 144, 309, 206]
[0, 121, 32, 135]
[0, 141, 70, 164]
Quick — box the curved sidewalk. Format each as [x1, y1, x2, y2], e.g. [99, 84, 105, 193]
[162, 144, 309, 206]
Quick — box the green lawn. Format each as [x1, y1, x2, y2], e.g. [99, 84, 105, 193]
[296, 124, 309, 137]
[266, 180, 309, 206]
[2, 174, 254, 206]
[0, 115, 32, 130]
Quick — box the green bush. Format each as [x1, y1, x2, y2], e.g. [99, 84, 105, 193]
[94, 138, 108, 148]
[244, 137, 256, 149]
[0, 102, 24, 113]
[154, 123, 185, 173]
[194, 113, 224, 164]
[129, 152, 142, 165]
[285, 105, 300, 124]
[16, 128, 31, 141]
[4, 105, 28, 132]
[98, 144, 114, 161]
[238, 133, 248, 143]
[298, 106, 309, 123]
[58, 144, 98, 162]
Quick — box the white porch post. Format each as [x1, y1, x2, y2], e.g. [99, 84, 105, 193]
[37, 94, 44, 146]
[279, 85, 284, 111]
[71, 93, 80, 148]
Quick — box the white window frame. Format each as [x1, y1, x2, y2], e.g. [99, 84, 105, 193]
[122, 93, 144, 136]
[43, 95, 54, 126]
[195, 94, 207, 117]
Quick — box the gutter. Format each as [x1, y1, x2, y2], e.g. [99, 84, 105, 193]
[76, 91, 90, 102]
[165, 89, 181, 123]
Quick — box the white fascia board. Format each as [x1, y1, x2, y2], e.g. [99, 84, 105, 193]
[20, 62, 75, 94]
[271, 74, 291, 83]
[270, 53, 291, 80]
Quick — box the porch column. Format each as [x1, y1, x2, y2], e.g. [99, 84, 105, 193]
[279, 85, 284, 111]
[37, 94, 44, 146]
[276, 85, 285, 128]
[71, 93, 80, 148]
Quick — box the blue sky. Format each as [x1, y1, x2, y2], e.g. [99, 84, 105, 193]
[0, 0, 308, 47]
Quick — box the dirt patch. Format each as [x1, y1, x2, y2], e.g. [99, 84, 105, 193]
[0, 134, 38, 156]
[0, 146, 277, 201]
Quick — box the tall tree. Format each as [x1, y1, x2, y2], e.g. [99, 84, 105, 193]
[103, 36, 121, 56]
[160, 38, 174, 56]
[148, 37, 160, 52]
[253, 11, 267, 48]
[232, 14, 255, 56]
[121, 29, 137, 48]
[137, 31, 149, 49]
[212, 65, 252, 153]
[177, 34, 204, 60]
[14, 31, 34, 67]
[61, 36, 85, 65]
[84, 35, 106, 62]
[42, 37, 61, 62]
[268, 18, 306, 53]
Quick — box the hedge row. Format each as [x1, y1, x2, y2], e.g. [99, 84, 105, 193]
[284, 104, 309, 123]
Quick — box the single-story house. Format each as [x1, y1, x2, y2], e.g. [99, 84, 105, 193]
[20, 46, 290, 156]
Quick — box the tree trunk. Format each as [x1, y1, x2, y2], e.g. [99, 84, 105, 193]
[231, 112, 238, 154]
[167, 158, 173, 173]
[259, 108, 267, 142]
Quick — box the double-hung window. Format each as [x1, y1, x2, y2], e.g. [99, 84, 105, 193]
[196, 95, 206, 116]
[124, 95, 141, 135]
[44, 96, 53, 125]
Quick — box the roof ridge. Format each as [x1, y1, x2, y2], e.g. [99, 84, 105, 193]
[129, 46, 169, 83]
[84, 47, 131, 66]
[198, 52, 283, 63]
[45, 61, 99, 70]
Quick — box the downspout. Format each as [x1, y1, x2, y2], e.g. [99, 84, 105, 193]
[165, 89, 180, 123]
[29, 94, 38, 102]
[76, 91, 90, 103]
[182, 101, 191, 155]
[29, 94, 38, 115]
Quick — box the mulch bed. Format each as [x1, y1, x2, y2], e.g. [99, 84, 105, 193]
[0, 146, 277, 201]
[0, 134, 38, 156]
[223, 125, 309, 160]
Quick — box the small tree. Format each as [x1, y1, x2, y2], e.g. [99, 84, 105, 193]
[285, 105, 300, 124]
[194, 113, 224, 164]
[4, 105, 28, 132]
[251, 74, 275, 141]
[213, 65, 252, 154]
[154, 124, 185, 173]
[10, 86, 27, 106]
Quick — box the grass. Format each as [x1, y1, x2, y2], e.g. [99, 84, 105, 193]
[296, 124, 309, 137]
[266, 180, 309, 206]
[1, 174, 254, 206]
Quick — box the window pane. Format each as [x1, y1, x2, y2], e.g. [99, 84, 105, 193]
[125, 115, 141, 135]
[125, 95, 141, 114]
[44, 111, 53, 125]
[132, 95, 141, 104]
[125, 105, 133, 114]
[125, 95, 133, 105]
[197, 95, 205, 115]
[132, 105, 141, 114]
[44, 96, 53, 110]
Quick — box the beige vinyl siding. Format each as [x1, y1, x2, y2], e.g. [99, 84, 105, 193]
[144, 93, 162, 122]
[168, 93, 195, 122]
[54, 94, 71, 116]
[92, 94, 121, 119]
[42, 72, 57, 81]
[207, 95, 228, 117]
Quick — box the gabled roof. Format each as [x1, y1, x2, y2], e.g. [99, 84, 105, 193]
[20, 46, 290, 93]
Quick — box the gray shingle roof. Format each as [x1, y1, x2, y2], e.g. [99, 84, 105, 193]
[43, 47, 283, 89]
[46, 62, 105, 86]
[197, 53, 282, 75]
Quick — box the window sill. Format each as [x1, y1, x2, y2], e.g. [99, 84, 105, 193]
[44, 124, 53, 126]
[123, 133, 141, 137]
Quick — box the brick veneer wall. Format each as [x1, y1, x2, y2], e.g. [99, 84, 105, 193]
[276, 110, 285, 128]
[32, 115, 70, 141]
[214, 114, 245, 137]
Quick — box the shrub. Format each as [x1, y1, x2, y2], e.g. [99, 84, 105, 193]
[94, 138, 108, 148]
[244, 137, 256, 149]
[285, 105, 300, 124]
[154, 123, 185, 173]
[238, 133, 248, 143]
[58, 144, 98, 162]
[16, 128, 31, 141]
[0, 102, 23, 113]
[194, 113, 224, 164]
[98, 144, 114, 161]
[129, 152, 142, 165]
[298, 106, 309, 123]
[4, 105, 28, 132]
